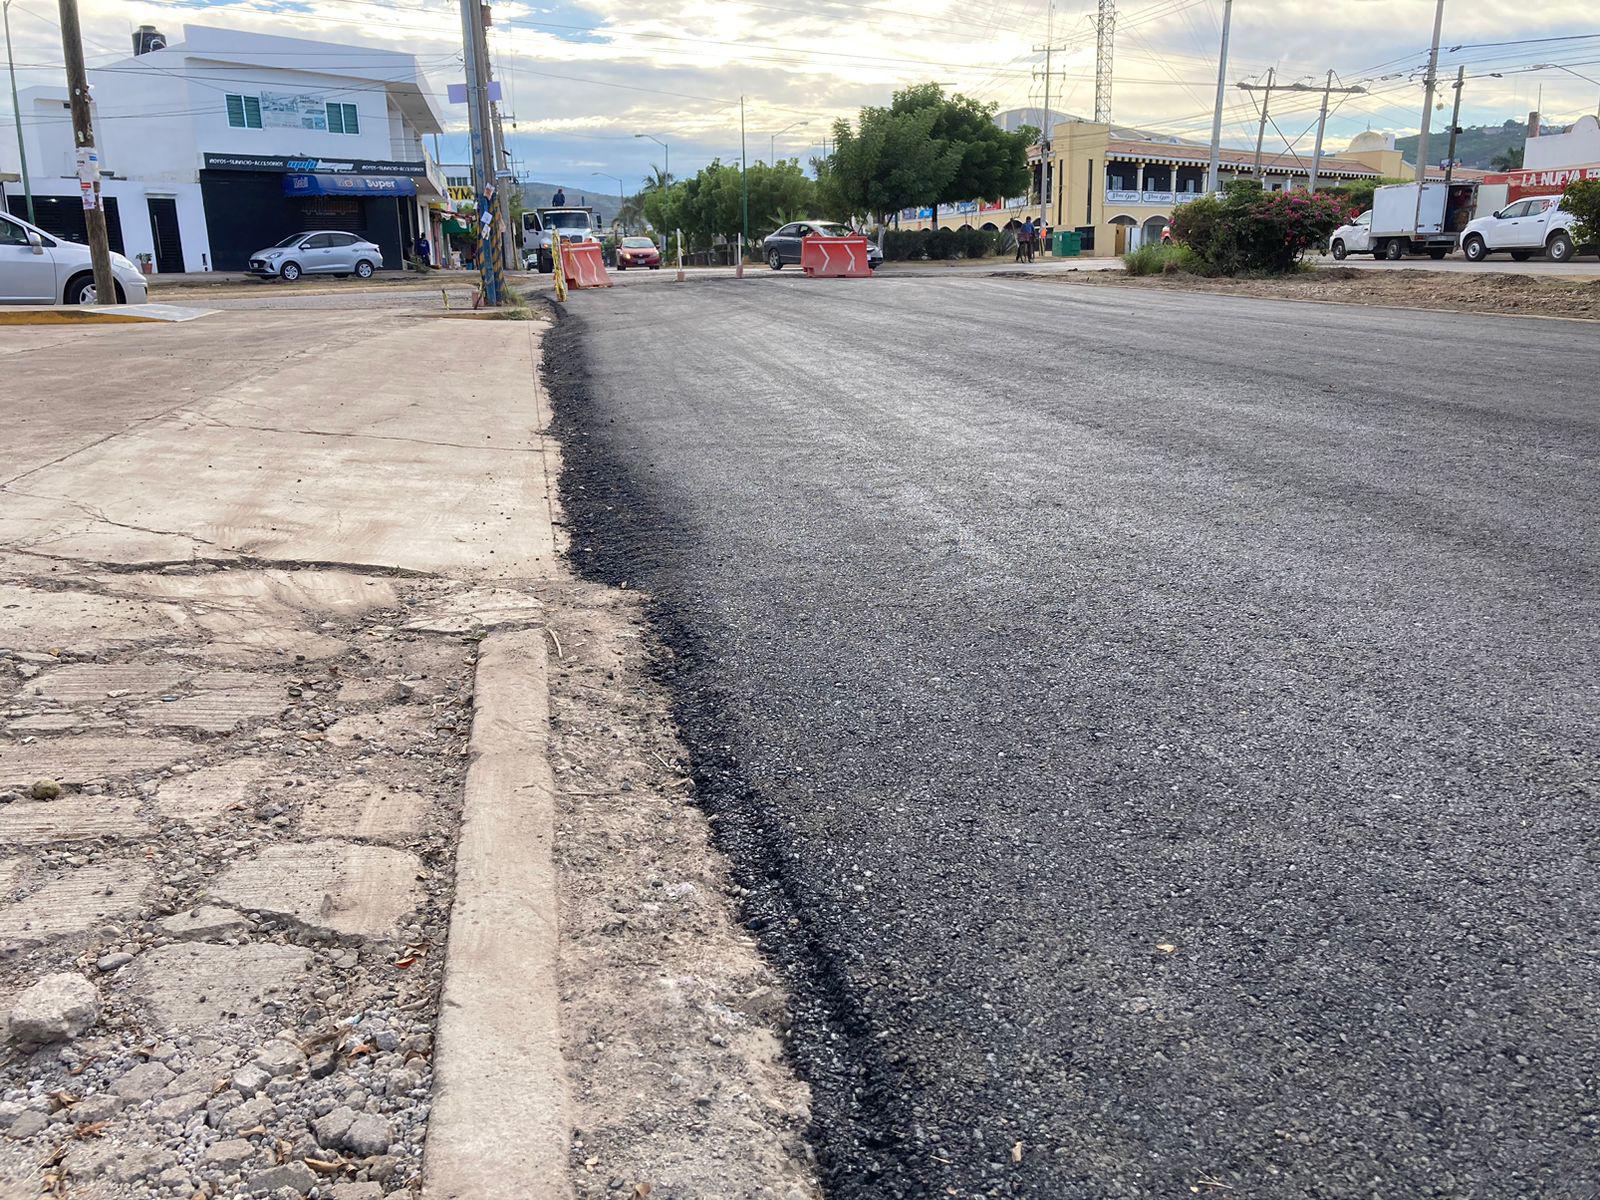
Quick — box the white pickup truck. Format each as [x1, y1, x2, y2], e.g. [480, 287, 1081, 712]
[1459, 195, 1586, 263]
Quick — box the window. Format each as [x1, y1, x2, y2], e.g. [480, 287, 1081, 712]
[1499, 200, 1532, 219]
[225, 94, 262, 129]
[0, 215, 31, 245]
[326, 103, 359, 135]
[303, 234, 334, 249]
[328, 233, 358, 246]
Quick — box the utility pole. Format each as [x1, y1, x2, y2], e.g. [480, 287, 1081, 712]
[1247, 68, 1273, 180]
[739, 95, 748, 259]
[56, 0, 113, 303]
[458, 0, 492, 300]
[1414, 0, 1446, 185]
[1411, 0, 1447, 238]
[1204, 0, 1232, 194]
[1442, 65, 1465, 185]
[1094, 0, 1115, 125]
[4, 0, 35, 224]
[1033, 7, 1069, 233]
[1307, 72, 1366, 189]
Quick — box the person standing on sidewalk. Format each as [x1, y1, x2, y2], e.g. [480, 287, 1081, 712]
[1018, 217, 1036, 263]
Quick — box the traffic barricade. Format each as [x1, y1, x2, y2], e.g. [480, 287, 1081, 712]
[563, 242, 613, 289]
[800, 234, 873, 278]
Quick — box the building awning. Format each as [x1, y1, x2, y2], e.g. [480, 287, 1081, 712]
[284, 173, 417, 198]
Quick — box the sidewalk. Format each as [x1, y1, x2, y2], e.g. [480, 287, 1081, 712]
[0, 307, 816, 1200]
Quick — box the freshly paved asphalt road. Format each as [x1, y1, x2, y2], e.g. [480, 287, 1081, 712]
[549, 272, 1600, 1200]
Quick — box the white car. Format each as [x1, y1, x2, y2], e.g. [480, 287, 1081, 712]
[1460, 196, 1585, 263]
[0, 209, 149, 305]
[1328, 210, 1374, 259]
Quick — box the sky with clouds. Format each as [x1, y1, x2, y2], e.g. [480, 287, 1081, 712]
[5, 0, 1598, 193]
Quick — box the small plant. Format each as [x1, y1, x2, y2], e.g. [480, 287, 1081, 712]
[1123, 242, 1199, 276]
[1563, 179, 1600, 249]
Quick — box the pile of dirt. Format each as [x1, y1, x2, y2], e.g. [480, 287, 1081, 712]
[1025, 266, 1600, 320]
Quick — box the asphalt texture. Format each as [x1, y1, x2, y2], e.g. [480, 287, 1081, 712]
[547, 271, 1600, 1200]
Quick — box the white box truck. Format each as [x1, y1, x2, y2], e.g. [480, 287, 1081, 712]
[1369, 182, 1479, 260]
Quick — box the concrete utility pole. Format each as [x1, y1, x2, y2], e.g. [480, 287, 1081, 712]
[739, 95, 749, 258]
[1309, 73, 1366, 189]
[1414, 0, 1446, 185]
[1204, 0, 1232, 194]
[1033, 2, 1067, 232]
[4, 0, 36, 224]
[1247, 68, 1274, 181]
[56, 0, 114, 304]
[1442, 65, 1465, 186]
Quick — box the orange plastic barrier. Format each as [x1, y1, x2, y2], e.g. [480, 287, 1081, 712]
[800, 234, 873, 278]
[563, 242, 613, 289]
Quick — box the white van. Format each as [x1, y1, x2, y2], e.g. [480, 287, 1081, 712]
[0, 209, 150, 305]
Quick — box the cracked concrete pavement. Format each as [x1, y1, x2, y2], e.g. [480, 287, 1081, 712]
[0, 304, 817, 1200]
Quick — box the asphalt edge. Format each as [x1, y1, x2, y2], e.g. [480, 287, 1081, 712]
[421, 627, 572, 1200]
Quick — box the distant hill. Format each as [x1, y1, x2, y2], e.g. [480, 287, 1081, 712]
[1393, 119, 1562, 171]
[517, 180, 623, 225]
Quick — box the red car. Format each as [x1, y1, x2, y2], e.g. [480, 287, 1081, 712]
[616, 236, 662, 270]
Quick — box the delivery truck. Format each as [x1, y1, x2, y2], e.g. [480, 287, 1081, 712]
[1367, 181, 1480, 260]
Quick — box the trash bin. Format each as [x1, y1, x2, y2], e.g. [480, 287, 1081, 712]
[1053, 230, 1082, 257]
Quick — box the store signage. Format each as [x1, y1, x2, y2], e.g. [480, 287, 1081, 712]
[261, 91, 332, 131]
[203, 153, 425, 176]
[1484, 163, 1600, 201]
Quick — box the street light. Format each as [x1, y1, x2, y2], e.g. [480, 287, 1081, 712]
[634, 132, 669, 191]
[770, 120, 807, 165]
[591, 171, 624, 232]
[1530, 63, 1600, 120]
[2, 0, 36, 224]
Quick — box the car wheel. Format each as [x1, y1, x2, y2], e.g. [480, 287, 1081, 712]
[1331, 240, 1347, 260]
[1462, 234, 1487, 262]
[1509, 251, 1533, 261]
[1547, 231, 1575, 263]
[650, 264, 660, 270]
[354, 260, 375, 279]
[63, 273, 123, 305]
[768, 250, 783, 270]
[1384, 239, 1406, 261]
[280, 261, 302, 282]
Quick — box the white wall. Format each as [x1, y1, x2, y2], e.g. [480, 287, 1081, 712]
[1525, 114, 1600, 171]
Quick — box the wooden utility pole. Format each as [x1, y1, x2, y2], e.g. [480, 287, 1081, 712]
[57, 0, 114, 304]
[1442, 66, 1465, 186]
[1239, 73, 1365, 187]
[1246, 68, 1274, 181]
[1204, 0, 1232, 194]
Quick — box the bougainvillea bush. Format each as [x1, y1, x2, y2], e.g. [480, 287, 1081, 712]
[1170, 180, 1351, 275]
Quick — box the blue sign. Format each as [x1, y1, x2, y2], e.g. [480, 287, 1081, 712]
[283, 173, 417, 197]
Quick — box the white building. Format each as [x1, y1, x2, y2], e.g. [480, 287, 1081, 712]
[0, 24, 449, 272]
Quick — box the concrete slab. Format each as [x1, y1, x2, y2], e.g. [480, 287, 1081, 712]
[0, 303, 212, 325]
[131, 688, 286, 732]
[0, 734, 191, 787]
[131, 942, 312, 1032]
[0, 795, 148, 844]
[154, 759, 276, 828]
[297, 780, 428, 843]
[107, 569, 400, 620]
[210, 840, 424, 940]
[29, 662, 193, 703]
[323, 707, 434, 750]
[0, 584, 182, 655]
[6, 713, 124, 733]
[0, 862, 153, 948]
[0, 314, 553, 578]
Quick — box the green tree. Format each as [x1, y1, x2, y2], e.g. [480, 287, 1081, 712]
[889, 84, 1031, 226]
[1563, 179, 1600, 249]
[1490, 145, 1524, 171]
[640, 159, 816, 254]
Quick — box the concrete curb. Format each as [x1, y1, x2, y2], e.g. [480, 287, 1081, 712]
[423, 627, 572, 1200]
[0, 303, 214, 325]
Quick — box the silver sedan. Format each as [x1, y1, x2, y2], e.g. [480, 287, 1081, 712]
[247, 231, 383, 282]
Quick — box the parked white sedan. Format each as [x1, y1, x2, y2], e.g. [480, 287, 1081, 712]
[0, 210, 149, 304]
[1328, 210, 1374, 259]
[1460, 196, 1585, 263]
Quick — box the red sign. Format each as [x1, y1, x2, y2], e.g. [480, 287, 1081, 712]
[1484, 163, 1600, 201]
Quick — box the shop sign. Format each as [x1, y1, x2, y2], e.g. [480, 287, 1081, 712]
[203, 153, 425, 176]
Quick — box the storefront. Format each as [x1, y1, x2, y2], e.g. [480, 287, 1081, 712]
[198, 153, 428, 271]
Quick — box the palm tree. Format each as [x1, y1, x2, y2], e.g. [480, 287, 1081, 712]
[616, 193, 646, 231]
[643, 165, 674, 193]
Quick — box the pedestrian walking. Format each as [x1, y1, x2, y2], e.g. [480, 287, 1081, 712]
[1019, 217, 1036, 263]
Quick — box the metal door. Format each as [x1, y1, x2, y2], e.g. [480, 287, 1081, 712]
[146, 197, 184, 273]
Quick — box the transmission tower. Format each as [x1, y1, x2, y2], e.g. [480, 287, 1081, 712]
[1095, 0, 1115, 125]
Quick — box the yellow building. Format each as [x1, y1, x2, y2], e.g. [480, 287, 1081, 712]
[896, 123, 1472, 256]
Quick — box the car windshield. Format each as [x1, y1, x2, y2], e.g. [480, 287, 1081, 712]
[622, 237, 655, 248]
[545, 212, 589, 229]
[273, 234, 306, 248]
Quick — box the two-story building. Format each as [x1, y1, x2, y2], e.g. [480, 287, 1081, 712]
[895, 119, 1483, 256]
[0, 24, 449, 271]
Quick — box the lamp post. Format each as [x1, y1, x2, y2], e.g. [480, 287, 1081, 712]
[770, 120, 806, 165]
[1530, 62, 1600, 121]
[591, 171, 623, 232]
[634, 132, 669, 191]
[3, 0, 35, 224]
